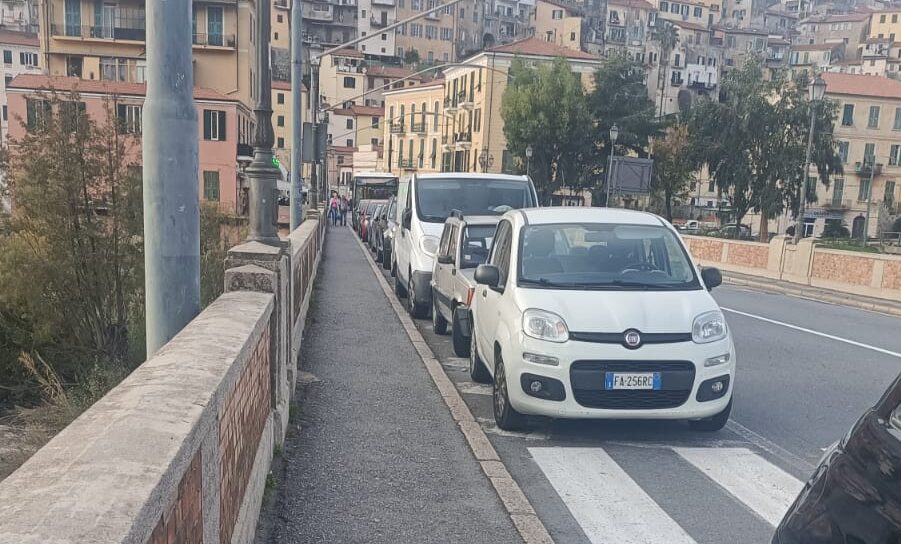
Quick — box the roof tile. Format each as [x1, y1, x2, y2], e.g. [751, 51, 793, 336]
[822, 72, 901, 100]
[486, 37, 601, 60]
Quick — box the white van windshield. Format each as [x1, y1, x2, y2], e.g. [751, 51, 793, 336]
[517, 223, 701, 290]
[415, 178, 535, 223]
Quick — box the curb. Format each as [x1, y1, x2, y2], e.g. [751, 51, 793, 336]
[723, 275, 901, 318]
[351, 230, 555, 544]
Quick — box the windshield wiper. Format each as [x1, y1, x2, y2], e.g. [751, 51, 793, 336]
[607, 280, 679, 289]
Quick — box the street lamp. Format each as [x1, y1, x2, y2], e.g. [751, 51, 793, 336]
[794, 74, 827, 243]
[525, 144, 533, 177]
[605, 124, 619, 207]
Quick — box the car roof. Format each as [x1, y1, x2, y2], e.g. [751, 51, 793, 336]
[511, 206, 668, 227]
[414, 172, 530, 182]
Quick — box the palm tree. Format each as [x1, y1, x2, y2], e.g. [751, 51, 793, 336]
[652, 21, 678, 117]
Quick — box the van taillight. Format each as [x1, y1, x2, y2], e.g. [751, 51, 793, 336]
[466, 287, 475, 306]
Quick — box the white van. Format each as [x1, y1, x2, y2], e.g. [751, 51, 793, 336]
[393, 173, 539, 318]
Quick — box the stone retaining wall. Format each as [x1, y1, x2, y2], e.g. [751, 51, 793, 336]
[0, 210, 327, 544]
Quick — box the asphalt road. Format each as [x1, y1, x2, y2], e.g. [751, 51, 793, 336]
[370, 249, 901, 543]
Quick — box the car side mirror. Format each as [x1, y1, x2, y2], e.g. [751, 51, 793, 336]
[701, 267, 722, 290]
[437, 254, 454, 265]
[475, 264, 500, 287]
[402, 209, 412, 230]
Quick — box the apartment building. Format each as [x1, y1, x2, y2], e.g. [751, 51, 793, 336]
[788, 42, 842, 76]
[358, 0, 396, 57]
[532, 0, 582, 50]
[394, 0, 455, 64]
[762, 7, 799, 36]
[806, 72, 901, 238]
[318, 48, 366, 107]
[364, 64, 423, 107]
[655, 20, 723, 115]
[272, 0, 290, 49]
[657, 0, 723, 29]
[719, 0, 766, 27]
[327, 103, 383, 148]
[720, 26, 767, 69]
[868, 8, 901, 43]
[381, 77, 443, 172]
[302, 0, 357, 47]
[604, 0, 658, 61]
[271, 79, 311, 171]
[483, 0, 534, 51]
[7, 74, 251, 213]
[0, 30, 40, 143]
[795, 11, 870, 54]
[36, 0, 258, 145]
[1, 0, 38, 32]
[440, 38, 601, 174]
[765, 35, 790, 77]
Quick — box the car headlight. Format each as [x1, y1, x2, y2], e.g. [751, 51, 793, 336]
[692, 310, 728, 344]
[523, 309, 569, 343]
[420, 235, 440, 256]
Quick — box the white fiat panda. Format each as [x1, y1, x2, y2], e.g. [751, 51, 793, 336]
[469, 207, 735, 431]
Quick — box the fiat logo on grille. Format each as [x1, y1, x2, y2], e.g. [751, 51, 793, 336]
[623, 329, 642, 349]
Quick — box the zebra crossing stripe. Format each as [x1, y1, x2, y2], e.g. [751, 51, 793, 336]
[672, 447, 804, 526]
[529, 447, 697, 544]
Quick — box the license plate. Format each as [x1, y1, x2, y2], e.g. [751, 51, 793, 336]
[605, 372, 661, 390]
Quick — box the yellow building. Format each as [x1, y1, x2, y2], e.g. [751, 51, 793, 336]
[272, 0, 290, 49]
[318, 48, 366, 108]
[657, 0, 722, 28]
[328, 104, 384, 148]
[271, 79, 311, 171]
[532, 0, 582, 51]
[381, 78, 445, 173]
[394, 0, 456, 63]
[801, 73, 901, 238]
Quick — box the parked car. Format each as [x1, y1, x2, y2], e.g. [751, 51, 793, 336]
[367, 204, 384, 251]
[470, 207, 732, 432]
[394, 173, 539, 319]
[773, 372, 901, 544]
[431, 211, 500, 357]
[353, 199, 370, 231]
[376, 196, 397, 268]
[710, 224, 754, 240]
[359, 201, 379, 240]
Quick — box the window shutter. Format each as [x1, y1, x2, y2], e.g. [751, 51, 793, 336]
[218, 111, 226, 140]
[203, 110, 212, 140]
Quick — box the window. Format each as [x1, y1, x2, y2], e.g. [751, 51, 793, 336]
[277, 92, 285, 105]
[842, 103, 854, 126]
[2, 50, 10, 64]
[117, 104, 142, 134]
[441, 27, 452, 40]
[418, 138, 425, 167]
[726, 35, 736, 47]
[343, 76, 356, 88]
[203, 171, 220, 202]
[864, 142, 876, 165]
[671, 3, 679, 12]
[552, 9, 563, 19]
[361, 9, 367, 17]
[277, 137, 285, 148]
[674, 53, 681, 67]
[25, 99, 50, 130]
[660, 1, 668, 10]
[570, 31, 576, 41]
[277, 14, 283, 23]
[859, 178, 871, 201]
[207, 6, 224, 46]
[412, 0, 420, 9]
[490, 220, 513, 285]
[837, 141, 849, 163]
[869, 105, 880, 128]
[343, 118, 352, 130]
[64, 0, 81, 36]
[18, 52, 36, 68]
[372, 116, 379, 128]
[894, 14, 899, 23]
[460, 8, 465, 18]
[881, 14, 887, 23]
[681, 4, 689, 15]
[347, 138, 353, 147]
[831, 178, 844, 205]
[693, 6, 702, 17]
[371, 138, 379, 146]
[4, 75, 10, 88]
[431, 138, 437, 168]
[203, 109, 227, 141]
[895, 108, 901, 130]
[885, 180, 896, 206]
[433, 100, 439, 130]
[891, 145, 901, 166]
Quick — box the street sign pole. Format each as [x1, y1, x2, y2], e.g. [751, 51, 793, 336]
[290, 0, 304, 229]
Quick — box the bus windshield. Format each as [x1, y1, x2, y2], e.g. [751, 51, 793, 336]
[415, 178, 535, 223]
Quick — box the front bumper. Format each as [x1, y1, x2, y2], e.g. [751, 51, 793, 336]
[411, 270, 433, 306]
[504, 334, 735, 420]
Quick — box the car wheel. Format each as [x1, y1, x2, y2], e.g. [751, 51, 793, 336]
[394, 271, 407, 298]
[452, 308, 471, 358]
[469, 327, 491, 383]
[432, 295, 448, 334]
[689, 398, 732, 432]
[407, 274, 429, 319]
[493, 353, 526, 431]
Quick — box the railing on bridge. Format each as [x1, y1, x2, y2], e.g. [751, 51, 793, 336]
[0, 209, 328, 544]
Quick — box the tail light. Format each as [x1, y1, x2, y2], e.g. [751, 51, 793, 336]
[466, 287, 475, 306]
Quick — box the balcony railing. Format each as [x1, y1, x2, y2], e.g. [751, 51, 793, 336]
[370, 16, 393, 27]
[825, 199, 851, 210]
[410, 121, 426, 133]
[390, 123, 405, 134]
[372, 0, 396, 6]
[855, 161, 883, 176]
[398, 158, 415, 168]
[688, 80, 716, 90]
[454, 130, 472, 143]
[193, 33, 236, 47]
[274, 0, 289, 7]
[307, 8, 334, 21]
[51, 23, 145, 41]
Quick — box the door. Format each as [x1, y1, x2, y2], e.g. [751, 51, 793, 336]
[852, 215, 866, 239]
[395, 178, 412, 283]
[208, 6, 224, 46]
[101, 4, 115, 38]
[475, 220, 513, 371]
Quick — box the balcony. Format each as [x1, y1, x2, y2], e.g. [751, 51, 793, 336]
[824, 199, 851, 210]
[398, 158, 415, 168]
[307, 7, 334, 21]
[370, 16, 393, 27]
[454, 130, 472, 147]
[51, 23, 145, 41]
[390, 123, 405, 134]
[410, 121, 426, 133]
[372, 0, 396, 6]
[425, 10, 441, 20]
[444, 97, 458, 112]
[855, 161, 883, 176]
[274, 0, 289, 7]
[193, 33, 237, 48]
[607, 27, 626, 44]
[688, 80, 716, 90]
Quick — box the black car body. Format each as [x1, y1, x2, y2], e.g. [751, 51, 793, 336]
[375, 196, 396, 267]
[353, 199, 370, 231]
[773, 373, 901, 544]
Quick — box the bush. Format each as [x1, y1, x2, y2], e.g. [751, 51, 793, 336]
[823, 219, 850, 238]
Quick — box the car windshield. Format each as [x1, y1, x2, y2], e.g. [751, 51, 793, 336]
[460, 225, 496, 269]
[415, 178, 535, 223]
[517, 223, 700, 290]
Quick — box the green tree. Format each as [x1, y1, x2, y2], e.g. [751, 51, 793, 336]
[502, 57, 593, 204]
[650, 124, 700, 221]
[652, 21, 678, 117]
[587, 53, 661, 205]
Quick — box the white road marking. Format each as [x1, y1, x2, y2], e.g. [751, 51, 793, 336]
[529, 447, 697, 544]
[721, 307, 901, 359]
[673, 447, 804, 527]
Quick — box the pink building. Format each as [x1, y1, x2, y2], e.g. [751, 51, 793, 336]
[6, 74, 252, 214]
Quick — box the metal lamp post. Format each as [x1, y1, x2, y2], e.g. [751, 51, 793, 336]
[525, 144, 533, 177]
[289, 0, 304, 229]
[605, 124, 619, 207]
[794, 74, 827, 244]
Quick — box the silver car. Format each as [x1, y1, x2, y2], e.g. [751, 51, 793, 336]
[430, 212, 499, 357]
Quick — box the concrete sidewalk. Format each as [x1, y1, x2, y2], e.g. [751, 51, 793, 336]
[723, 271, 901, 317]
[257, 225, 522, 544]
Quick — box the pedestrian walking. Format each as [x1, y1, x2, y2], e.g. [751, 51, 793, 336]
[340, 196, 349, 226]
[328, 192, 340, 226]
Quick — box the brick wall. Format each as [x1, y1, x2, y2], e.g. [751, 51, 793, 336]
[725, 243, 769, 269]
[219, 324, 272, 544]
[148, 451, 203, 544]
[882, 260, 901, 290]
[811, 251, 875, 287]
[685, 237, 724, 262]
